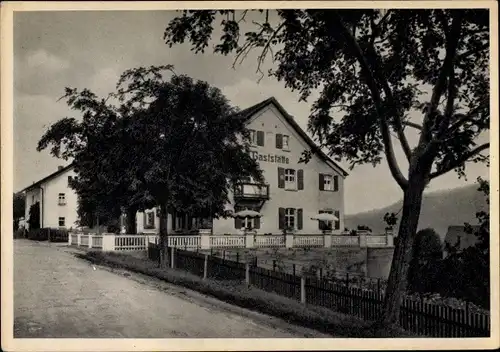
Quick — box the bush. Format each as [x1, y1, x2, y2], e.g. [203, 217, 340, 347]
[27, 228, 69, 242]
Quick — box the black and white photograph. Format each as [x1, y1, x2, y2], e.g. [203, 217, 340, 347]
[1, 1, 498, 350]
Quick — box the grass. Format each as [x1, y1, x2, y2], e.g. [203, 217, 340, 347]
[76, 250, 414, 338]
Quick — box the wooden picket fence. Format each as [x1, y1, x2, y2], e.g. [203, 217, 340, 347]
[148, 244, 490, 338]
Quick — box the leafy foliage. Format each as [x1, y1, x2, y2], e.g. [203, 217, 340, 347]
[163, 9, 490, 324]
[28, 202, 40, 230]
[37, 65, 263, 244]
[407, 228, 442, 294]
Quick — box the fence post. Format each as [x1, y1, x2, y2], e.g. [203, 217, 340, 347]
[88, 235, 93, 249]
[77, 233, 82, 247]
[200, 228, 211, 250]
[300, 275, 306, 304]
[386, 232, 394, 247]
[245, 262, 250, 287]
[245, 233, 255, 249]
[101, 234, 115, 251]
[359, 234, 367, 248]
[68, 232, 72, 245]
[323, 233, 332, 248]
[203, 254, 208, 279]
[170, 247, 175, 269]
[285, 233, 294, 248]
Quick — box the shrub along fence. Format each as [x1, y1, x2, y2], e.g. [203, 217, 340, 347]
[147, 243, 490, 338]
[27, 228, 69, 242]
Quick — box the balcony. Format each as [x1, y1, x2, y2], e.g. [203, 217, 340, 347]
[234, 183, 270, 200]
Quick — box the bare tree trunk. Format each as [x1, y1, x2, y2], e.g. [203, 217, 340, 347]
[159, 203, 169, 268]
[378, 173, 427, 326]
[125, 207, 137, 234]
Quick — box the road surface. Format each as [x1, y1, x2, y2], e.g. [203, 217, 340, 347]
[14, 240, 329, 338]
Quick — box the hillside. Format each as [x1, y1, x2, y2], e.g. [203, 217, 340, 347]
[345, 184, 488, 241]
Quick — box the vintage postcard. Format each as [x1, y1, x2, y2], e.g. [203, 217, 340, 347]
[1, 1, 498, 351]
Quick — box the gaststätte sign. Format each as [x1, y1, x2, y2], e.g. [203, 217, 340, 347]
[251, 151, 290, 164]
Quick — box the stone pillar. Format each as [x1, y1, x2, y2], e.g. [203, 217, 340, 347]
[323, 233, 332, 248]
[101, 234, 115, 251]
[245, 233, 255, 248]
[366, 247, 394, 280]
[359, 234, 367, 248]
[386, 233, 394, 247]
[88, 235, 93, 249]
[77, 233, 81, 246]
[285, 234, 294, 248]
[68, 232, 72, 245]
[199, 229, 211, 250]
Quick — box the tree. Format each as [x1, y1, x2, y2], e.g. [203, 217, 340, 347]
[164, 9, 489, 325]
[407, 228, 442, 294]
[38, 65, 263, 267]
[28, 202, 40, 230]
[13, 192, 25, 231]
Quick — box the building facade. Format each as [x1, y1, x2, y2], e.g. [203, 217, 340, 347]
[22, 164, 79, 230]
[136, 97, 348, 235]
[22, 98, 347, 236]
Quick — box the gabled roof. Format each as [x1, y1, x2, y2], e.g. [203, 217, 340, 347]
[444, 225, 480, 252]
[234, 97, 349, 177]
[20, 163, 75, 193]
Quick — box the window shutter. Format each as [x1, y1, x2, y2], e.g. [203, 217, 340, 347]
[278, 207, 285, 229]
[297, 208, 303, 230]
[187, 215, 192, 230]
[319, 173, 324, 191]
[254, 216, 261, 229]
[257, 130, 265, 146]
[234, 217, 243, 229]
[297, 169, 304, 190]
[334, 175, 339, 191]
[334, 210, 340, 230]
[318, 210, 325, 230]
[278, 167, 285, 188]
[143, 212, 147, 229]
[276, 133, 283, 149]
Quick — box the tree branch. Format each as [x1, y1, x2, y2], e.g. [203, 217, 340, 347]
[334, 12, 408, 190]
[429, 143, 490, 179]
[403, 121, 423, 131]
[419, 12, 463, 146]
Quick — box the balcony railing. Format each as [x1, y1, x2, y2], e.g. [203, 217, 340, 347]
[234, 183, 270, 200]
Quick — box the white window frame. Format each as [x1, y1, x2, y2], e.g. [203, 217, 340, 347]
[145, 211, 155, 228]
[58, 217, 65, 227]
[248, 129, 258, 146]
[282, 134, 290, 151]
[58, 193, 66, 205]
[284, 168, 296, 190]
[285, 208, 296, 229]
[323, 175, 334, 191]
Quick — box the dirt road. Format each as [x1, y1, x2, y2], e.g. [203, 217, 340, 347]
[14, 240, 329, 338]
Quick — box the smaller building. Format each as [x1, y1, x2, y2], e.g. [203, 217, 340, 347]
[20, 164, 78, 230]
[443, 225, 480, 257]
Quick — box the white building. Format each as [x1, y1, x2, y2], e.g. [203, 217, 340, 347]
[137, 97, 348, 235]
[21, 164, 79, 230]
[22, 97, 348, 235]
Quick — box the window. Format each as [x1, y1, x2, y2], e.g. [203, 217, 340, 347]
[285, 208, 296, 229]
[276, 133, 290, 150]
[284, 169, 296, 190]
[32, 195, 35, 203]
[282, 135, 290, 150]
[68, 176, 73, 186]
[58, 193, 66, 205]
[249, 129, 265, 146]
[144, 212, 155, 229]
[320, 174, 339, 191]
[318, 210, 334, 230]
[58, 217, 65, 227]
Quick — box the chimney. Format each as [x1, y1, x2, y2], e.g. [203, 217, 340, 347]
[58, 166, 64, 171]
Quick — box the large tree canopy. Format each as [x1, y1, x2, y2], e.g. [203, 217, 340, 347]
[37, 65, 263, 264]
[163, 9, 490, 325]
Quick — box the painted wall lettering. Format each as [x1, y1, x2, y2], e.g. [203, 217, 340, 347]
[251, 151, 289, 164]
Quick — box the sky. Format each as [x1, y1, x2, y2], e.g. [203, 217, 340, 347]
[13, 10, 490, 214]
